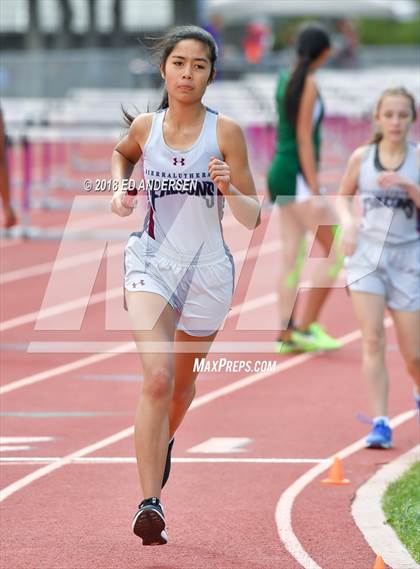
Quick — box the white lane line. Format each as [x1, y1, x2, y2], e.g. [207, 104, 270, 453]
[0, 426, 134, 502]
[0, 325, 362, 503]
[0, 212, 126, 256]
[0, 284, 274, 392]
[0, 457, 327, 465]
[23, 282, 311, 354]
[25, 341, 280, 353]
[228, 278, 345, 319]
[0, 436, 55, 453]
[229, 292, 276, 317]
[0, 237, 280, 333]
[0, 292, 357, 396]
[3, 293, 278, 393]
[275, 409, 416, 569]
[0, 342, 132, 395]
[0, 437, 54, 443]
[0, 446, 31, 452]
[0, 243, 122, 285]
[0, 212, 242, 284]
[352, 445, 419, 569]
[0, 288, 120, 332]
[187, 437, 252, 453]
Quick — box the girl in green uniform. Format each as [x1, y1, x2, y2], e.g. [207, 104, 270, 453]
[268, 24, 342, 353]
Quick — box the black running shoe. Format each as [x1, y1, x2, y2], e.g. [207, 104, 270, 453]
[132, 497, 168, 545]
[161, 437, 175, 489]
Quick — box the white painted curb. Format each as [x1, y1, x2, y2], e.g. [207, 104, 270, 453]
[352, 444, 420, 569]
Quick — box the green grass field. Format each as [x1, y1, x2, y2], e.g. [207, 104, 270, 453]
[382, 461, 420, 563]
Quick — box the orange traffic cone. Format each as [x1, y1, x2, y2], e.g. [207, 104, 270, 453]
[321, 456, 350, 485]
[373, 554, 385, 569]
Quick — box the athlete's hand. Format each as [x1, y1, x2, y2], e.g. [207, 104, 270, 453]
[110, 191, 135, 217]
[209, 156, 231, 195]
[377, 171, 405, 190]
[340, 220, 358, 256]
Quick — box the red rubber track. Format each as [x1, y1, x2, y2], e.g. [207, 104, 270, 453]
[1, 201, 416, 569]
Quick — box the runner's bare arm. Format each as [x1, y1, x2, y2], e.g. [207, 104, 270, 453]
[211, 116, 261, 229]
[337, 146, 366, 217]
[336, 146, 366, 255]
[110, 114, 152, 216]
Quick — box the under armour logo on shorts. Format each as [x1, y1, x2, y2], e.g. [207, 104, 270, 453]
[132, 280, 145, 288]
[172, 157, 185, 166]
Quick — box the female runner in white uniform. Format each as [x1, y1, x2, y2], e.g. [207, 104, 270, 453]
[110, 25, 260, 545]
[338, 87, 420, 449]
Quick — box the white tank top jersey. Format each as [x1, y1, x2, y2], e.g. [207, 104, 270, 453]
[140, 106, 226, 259]
[358, 142, 420, 246]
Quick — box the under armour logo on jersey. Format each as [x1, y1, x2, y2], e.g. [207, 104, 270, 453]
[172, 157, 185, 166]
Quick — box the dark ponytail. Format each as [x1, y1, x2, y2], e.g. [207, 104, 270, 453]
[122, 106, 139, 127]
[123, 25, 218, 126]
[284, 24, 330, 127]
[370, 131, 384, 145]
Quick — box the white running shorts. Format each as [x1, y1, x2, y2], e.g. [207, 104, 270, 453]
[124, 232, 235, 336]
[346, 238, 420, 312]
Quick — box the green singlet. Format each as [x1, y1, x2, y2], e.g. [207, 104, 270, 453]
[267, 71, 324, 206]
